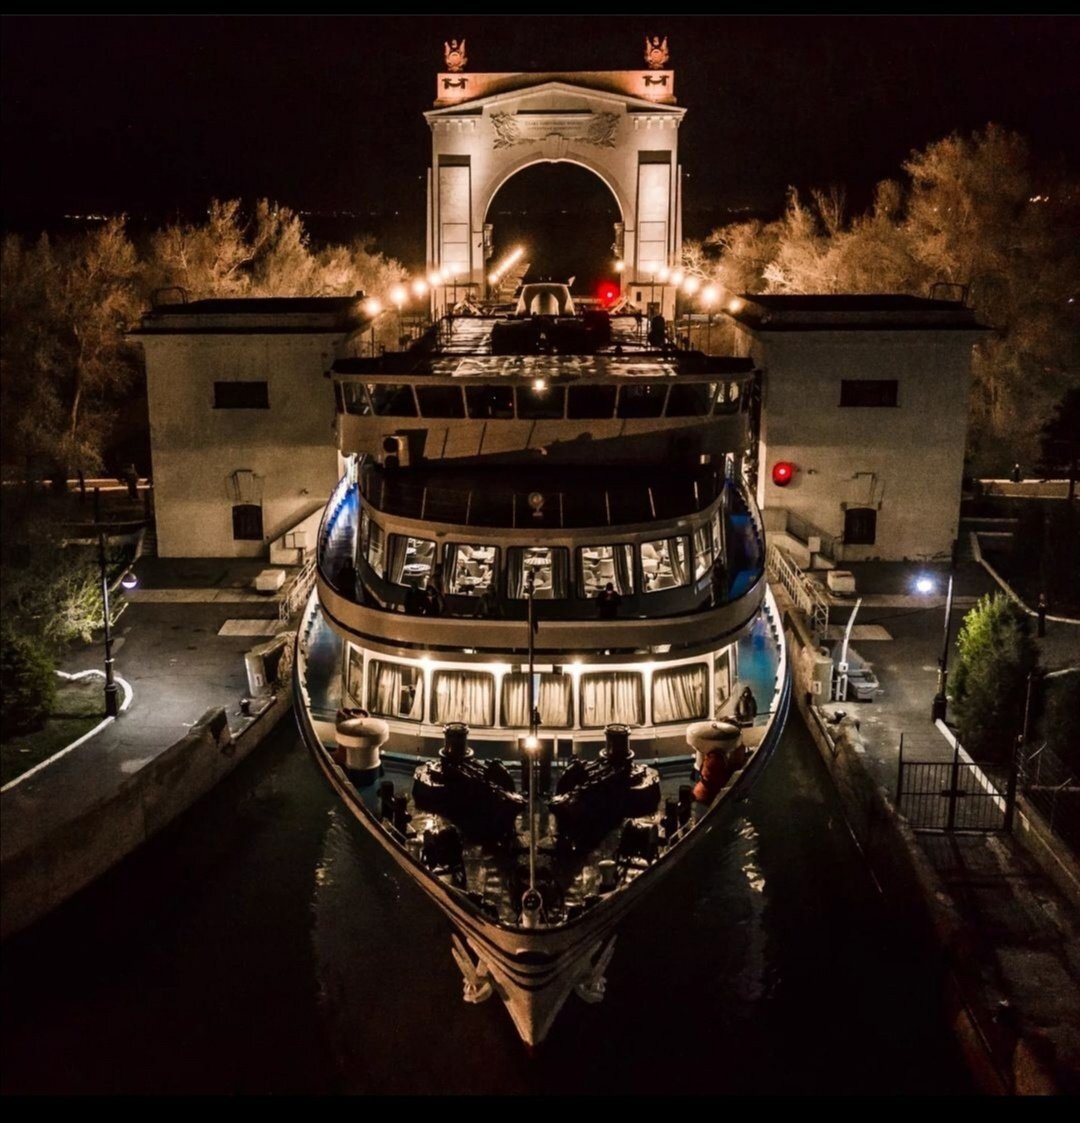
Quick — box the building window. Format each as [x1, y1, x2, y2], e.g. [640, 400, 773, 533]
[214, 381, 269, 409]
[232, 503, 263, 540]
[839, 379, 898, 408]
[844, 507, 877, 545]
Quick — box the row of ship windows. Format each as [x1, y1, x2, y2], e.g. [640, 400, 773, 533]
[359, 509, 726, 597]
[336, 379, 746, 421]
[349, 655, 732, 729]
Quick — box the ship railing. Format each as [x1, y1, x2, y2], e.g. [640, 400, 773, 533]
[279, 556, 317, 623]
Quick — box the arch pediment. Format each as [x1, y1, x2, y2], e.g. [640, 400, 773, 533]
[426, 78, 685, 121]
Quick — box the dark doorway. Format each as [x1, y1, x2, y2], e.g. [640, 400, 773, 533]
[232, 503, 264, 541]
[486, 163, 620, 296]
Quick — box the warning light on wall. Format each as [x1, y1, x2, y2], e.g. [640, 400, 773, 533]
[598, 282, 620, 307]
[772, 461, 795, 487]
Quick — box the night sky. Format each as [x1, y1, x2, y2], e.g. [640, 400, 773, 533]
[3, 14, 1078, 263]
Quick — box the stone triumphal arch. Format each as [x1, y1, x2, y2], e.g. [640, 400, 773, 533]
[425, 46, 686, 315]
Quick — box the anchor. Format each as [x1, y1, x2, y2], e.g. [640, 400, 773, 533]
[574, 935, 617, 1004]
[450, 932, 495, 1004]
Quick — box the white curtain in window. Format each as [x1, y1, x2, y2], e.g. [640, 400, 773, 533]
[347, 648, 364, 705]
[368, 661, 423, 719]
[433, 671, 495, 727]
[502, 673, 572, 727]
[653, 664, 707, 724]
[581, 672, 643, 727]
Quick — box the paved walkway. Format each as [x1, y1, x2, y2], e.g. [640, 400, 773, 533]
[807, 560, 1080, 1090]
[0, 560, 293, 867]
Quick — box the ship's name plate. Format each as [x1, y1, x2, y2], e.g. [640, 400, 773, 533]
[490, 111, 618, 150]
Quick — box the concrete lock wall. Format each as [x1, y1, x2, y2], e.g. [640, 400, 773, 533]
[143, 333, 342, 558]
[750, 332, 973, 561]
[0, 692, 292, 941]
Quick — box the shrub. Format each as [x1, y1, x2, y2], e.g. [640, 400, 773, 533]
[0, 626, 57, 739]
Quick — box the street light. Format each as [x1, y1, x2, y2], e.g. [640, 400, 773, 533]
[363, 297, 382, 356]
[521, 567, 542, 928]
[916, 572, 955, 721]
[98, 532, 137, 718]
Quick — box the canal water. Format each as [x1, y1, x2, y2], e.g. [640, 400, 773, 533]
[1, 715, 969, 1095]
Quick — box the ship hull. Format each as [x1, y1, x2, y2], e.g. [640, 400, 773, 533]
[294, 589, 791, 1045]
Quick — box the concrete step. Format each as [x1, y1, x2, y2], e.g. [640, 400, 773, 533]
[810, 553, 836, 570]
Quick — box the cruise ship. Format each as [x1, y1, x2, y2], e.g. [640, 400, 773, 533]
[293, 285, 791, 1044]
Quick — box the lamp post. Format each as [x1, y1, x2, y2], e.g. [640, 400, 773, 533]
[933, 573, 955, 722]
[363, 297, 383, 357]
[701, 284, 718, 354]
[98, 531, 120, 718]
[682, 275, 700, 348]
[390, 284, 407, 351]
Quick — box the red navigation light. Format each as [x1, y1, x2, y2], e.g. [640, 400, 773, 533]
[598, 281, 620, 308]
[772, 461, 795, 487]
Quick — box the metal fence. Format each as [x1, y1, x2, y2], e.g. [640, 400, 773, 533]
[896, 732, 1015, 833]
[1019, 741, 1079, 855]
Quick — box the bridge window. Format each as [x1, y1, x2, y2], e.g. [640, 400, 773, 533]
[516, 384, 566, 420]
[666, 381, 717, 417]
[367, 383, 418, 417]
[567, 384, 617, 419]
[617, 384, 668, 418]
[387, 534, 435, 587]
[433, 670, 495, 728]
[416, 385, 465, 418]
[579, 544, 635, 597]
[445, 543, 497, 595]
[360, 510, 385, 576]
[340, 382, 372, 415]
[507, 546, 569, 599]
[653, 663, 708, 723]
[713, 380, 742, 415]
[501, 672, 573, 729]
[465, 385, 514, 419]
[367, 659, 423, 721]
[642, 535, 690, 592]
[580, 671, 644, 728]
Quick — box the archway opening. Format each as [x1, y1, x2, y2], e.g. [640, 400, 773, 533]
[485, 163, 621, 298]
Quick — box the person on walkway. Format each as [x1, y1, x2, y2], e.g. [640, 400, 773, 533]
[123, 463, 140, 500]
[1011, 462, 1022, 484]
[421, 582, 444, 617]
[734, 685, 758, 725]
[1037, 592, 1048, 637]
[596, 582, 621, 619]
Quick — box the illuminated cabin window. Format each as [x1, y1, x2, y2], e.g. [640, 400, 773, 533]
[445, 543, 497, 595]
[387, 534, 435, 587]
[714, 649, 733, 713]
[693, 523, 714, 580]
[516, 384, 566, 420]
[641, 535, 690, 592]
[416, 385, 465, 418]
[366, 384, 417, 417]
[367, 659, 423, 720]
[579, 544, 635, 597]
[347, 647, 364, 705]
[567, 384, 617, 418]
[653, 663, 708, 723]
[433, 669, 495, 727]
[360, 510, 385, 576]
[340, 383, 372, 415]
[617, 384, 668, 418]
[839, 379, 898, 408]
[501, 672, 572, 728]
[214, 381, 269, 409]
[465, 385, 514, 419]
[507, 546, 569, 599]
[580, 672, 644, 728]
[666, 381, 717, 417]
